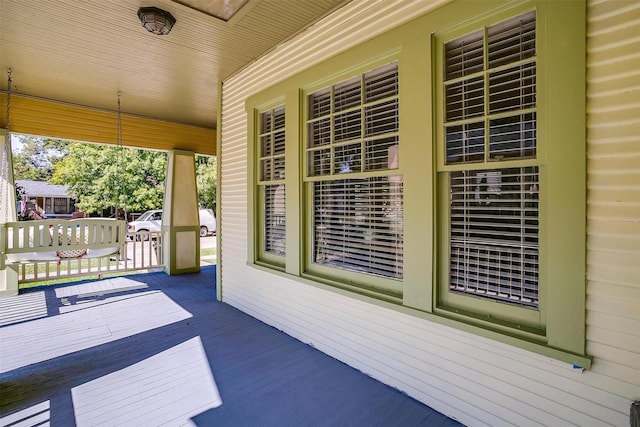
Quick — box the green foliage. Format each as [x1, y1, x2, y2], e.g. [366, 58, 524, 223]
[196, 156, 217, 211]
[12, 134, 217, 219]
[12, 136, 67, 181]
[52, 143, 167, 216]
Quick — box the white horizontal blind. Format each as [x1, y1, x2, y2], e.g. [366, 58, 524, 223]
[258, 106, 286, 257]
[264, 184, 285, 255]
[307, 63, 399, 176]
[443, 11, 539, 307]
[307, 63, 403, 281]
[313, 177, 403, 279]
[444, 10, 536, 164]
[450, 167, 539, 306]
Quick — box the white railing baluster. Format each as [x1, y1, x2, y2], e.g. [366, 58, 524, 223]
[1, 219, 169, 285]
[3, 229, 166, 285]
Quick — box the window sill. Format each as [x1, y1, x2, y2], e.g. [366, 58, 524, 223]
[245, 261, 592, 370]
[428, 306, 592, 369]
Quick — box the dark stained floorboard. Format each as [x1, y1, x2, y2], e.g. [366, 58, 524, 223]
[0, 266, 463, 426]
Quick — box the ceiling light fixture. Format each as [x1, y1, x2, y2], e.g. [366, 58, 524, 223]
[137, 7, 176, 35]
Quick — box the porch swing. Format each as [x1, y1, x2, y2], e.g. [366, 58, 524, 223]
[1, 71, 126, 263]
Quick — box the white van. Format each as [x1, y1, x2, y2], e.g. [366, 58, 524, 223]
[128, 208, 216, 239]
[198, 208, 216, 236]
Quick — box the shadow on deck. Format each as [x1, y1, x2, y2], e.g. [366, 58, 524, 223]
[0, 266, 462, 426]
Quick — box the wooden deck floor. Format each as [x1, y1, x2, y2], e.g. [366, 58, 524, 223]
[0, 267, 462, 426]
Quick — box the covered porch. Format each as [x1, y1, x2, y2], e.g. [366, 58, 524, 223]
[2, 1, 638, 425]
[0, 266, 460, 426]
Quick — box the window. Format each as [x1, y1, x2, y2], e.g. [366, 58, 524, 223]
[437, 11, 544, 329]
[305, 63, 403, 291]
[449, 167, 539, 307]
[257, 106, 286, 262]
[247, 0, 587, 365]
[433, 2, 585, 361]
[54, 197, 69, 214]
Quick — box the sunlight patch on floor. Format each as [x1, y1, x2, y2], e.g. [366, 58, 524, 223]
[72, 336, 221, 426]
[0, 400, 50, 426]
[0, 291, 47, 327]
[55, 276, 149, 301]
[0, 287, 191, 374]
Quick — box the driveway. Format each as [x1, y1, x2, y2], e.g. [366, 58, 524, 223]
[200, 235, 216, 250]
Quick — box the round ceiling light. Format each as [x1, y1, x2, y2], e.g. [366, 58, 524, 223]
[137, 7, 176, 35]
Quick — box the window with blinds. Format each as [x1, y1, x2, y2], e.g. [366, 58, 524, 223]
[306, 63, 403, 281]
[450, 167, 539, 306]
[258, 106, 286, 257]
[442, 11, 539, 307]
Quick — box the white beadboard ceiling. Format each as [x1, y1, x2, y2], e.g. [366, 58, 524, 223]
[0, 0, 348, 130]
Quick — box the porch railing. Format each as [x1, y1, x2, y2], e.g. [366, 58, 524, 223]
[1, 219, 165, 285]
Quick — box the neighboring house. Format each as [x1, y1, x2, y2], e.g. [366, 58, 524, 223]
[16, 179, 76, 218]
[218, 1, 639, 426]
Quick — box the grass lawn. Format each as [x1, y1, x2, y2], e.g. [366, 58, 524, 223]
[18, 257, 119, 278]
[200, 248, 217, 257]
[200, 247, 217, 264]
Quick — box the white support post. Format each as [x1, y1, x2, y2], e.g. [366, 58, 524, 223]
[162, 150, 200, 274]
[1, 129, 19, 296]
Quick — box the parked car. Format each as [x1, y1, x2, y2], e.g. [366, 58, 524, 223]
[198, 209, 217, 237]
[127, 210, 162, 240]
[127, 208, 216, 240]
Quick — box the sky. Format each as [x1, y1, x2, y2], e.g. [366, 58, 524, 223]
[10, 134, 23, 153]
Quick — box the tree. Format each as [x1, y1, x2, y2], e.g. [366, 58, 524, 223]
[52, 143, 167, 218]
[14, 135, 216, 219]
[12, 135, 67, 181]
[196, 156, 217, 211]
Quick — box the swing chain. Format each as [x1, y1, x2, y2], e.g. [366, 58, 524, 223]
[1, 69, 13, 223]
[116, 91, 126, 221]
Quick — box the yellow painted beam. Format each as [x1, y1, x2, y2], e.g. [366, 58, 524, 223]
[0, 94, 216, 155]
